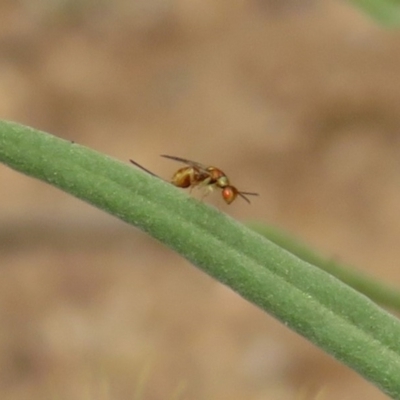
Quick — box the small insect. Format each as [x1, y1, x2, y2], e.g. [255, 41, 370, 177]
[129, 155, 259, 205]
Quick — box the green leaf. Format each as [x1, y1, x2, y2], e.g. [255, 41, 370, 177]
[349, 0, 400, 26]
[250, 222, 400, 311]
[1, 120, 400, 398]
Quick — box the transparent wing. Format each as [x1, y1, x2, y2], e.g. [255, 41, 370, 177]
[160, 155, 209, 174]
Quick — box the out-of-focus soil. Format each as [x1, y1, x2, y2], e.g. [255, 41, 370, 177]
[1, 1, 400, 399]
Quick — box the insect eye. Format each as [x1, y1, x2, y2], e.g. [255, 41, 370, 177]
[222, 187, 236, 204]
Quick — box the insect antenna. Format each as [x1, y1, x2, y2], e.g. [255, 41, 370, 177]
[237, 191, 259, 204]
[129, 159, 160, 178]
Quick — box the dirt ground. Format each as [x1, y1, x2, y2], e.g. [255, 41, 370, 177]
[1, 1, 400, 399]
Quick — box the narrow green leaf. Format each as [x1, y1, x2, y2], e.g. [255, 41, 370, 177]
[348, 0, 400, 26]
[1, 120, 400, 398]
[250, 222, 400, 311]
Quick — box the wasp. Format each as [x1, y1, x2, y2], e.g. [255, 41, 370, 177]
[129, 155, 259, 205]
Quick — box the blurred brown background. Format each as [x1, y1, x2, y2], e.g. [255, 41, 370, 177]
[1, 0, 400, 399]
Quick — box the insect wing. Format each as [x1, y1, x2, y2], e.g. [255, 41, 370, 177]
[160, 155, 210, 174]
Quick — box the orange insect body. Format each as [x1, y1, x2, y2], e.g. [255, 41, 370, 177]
[161, 155, 258, 205]
[171, 166, 208, 189]
[129, 155, 258, 205]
